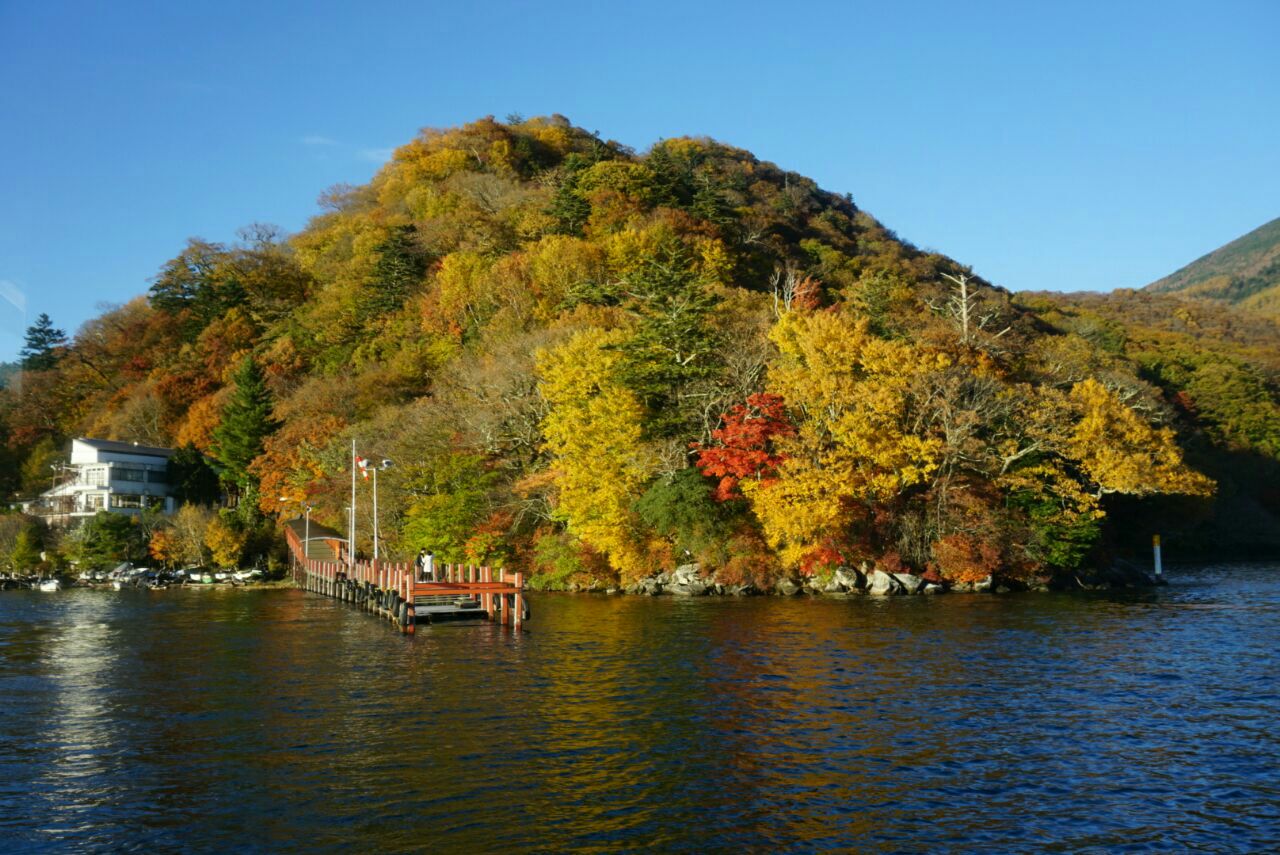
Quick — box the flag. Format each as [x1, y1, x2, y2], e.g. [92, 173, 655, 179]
[356, 456, 370, 480]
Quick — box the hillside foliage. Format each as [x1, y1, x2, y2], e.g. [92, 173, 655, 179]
[4, 115, 1276, 582]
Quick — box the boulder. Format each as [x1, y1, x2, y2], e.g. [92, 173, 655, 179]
[891, 572, 924, 595]
[951, 575, 994, 593]
[669, 578, 711, 596]
[774, 577, 803, 596]
[833, 566, 865, 592]
[1109, 559, 1157, 588]
[632, 576, 664, 596]
[670, 564, 701, 585]
[922, 583, 945, 594]
[725, 583, 759, 596]
[819, 573, 849, 593]
[866, 569, 905, 596]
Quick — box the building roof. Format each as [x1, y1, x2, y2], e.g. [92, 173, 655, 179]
[283, 516, 345, 541]
[75, 437, 176, 458]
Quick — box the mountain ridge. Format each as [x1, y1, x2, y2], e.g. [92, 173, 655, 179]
[1145, 216, 1280, 316]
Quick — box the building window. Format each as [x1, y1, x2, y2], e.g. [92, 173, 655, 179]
[146, 470, 168, 484]
[114, 468, 146, 482]
[85, 493, 105, 510]
[110, 494, 145, 509]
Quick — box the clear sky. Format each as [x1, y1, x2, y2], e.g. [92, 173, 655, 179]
[2, 0, 1277, 360]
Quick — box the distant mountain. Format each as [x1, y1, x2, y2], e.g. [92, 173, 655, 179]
[1146, 216, 1280, 316]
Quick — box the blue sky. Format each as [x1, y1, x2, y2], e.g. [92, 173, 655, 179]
[2, 0, 1277, 360]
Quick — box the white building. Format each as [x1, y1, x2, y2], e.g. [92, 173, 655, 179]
[31, 438, 177, 524]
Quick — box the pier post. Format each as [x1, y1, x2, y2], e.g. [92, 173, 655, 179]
[513, 571, 524, 629]
[1153, 534, 1163, 578]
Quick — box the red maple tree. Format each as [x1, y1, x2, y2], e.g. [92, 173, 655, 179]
[694, 393, 794, 501]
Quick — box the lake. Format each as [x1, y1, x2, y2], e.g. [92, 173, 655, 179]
[2, 564, 1277, 852]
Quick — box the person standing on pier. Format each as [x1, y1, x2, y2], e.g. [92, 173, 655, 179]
[416, 549, 435, 582]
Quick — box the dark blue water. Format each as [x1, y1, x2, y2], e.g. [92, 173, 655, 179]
[1, 564, 1277, 852]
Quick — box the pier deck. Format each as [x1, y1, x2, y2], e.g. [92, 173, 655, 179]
[284, 523, 526, 632]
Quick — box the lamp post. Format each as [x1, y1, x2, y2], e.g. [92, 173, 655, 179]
[344, 505, 353, 569]
[372, 459, 393, 560]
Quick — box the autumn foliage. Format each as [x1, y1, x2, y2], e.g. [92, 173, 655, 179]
[3, 114, 1266, 584]
[694, 393, 793, 501]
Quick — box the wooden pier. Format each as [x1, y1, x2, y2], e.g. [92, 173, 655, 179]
[283, 521, 526, 633]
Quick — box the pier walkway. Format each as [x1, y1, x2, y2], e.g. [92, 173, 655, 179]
[283, 520, 526, 633]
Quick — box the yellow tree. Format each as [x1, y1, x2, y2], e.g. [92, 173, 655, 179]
[1066, 378, 1215, 498]
[205, 515, 248, 568]
[747, 311, 947, 568]
[537, 327, 658, 582]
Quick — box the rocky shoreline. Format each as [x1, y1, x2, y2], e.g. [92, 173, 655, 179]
[567, 559, 1166, 597]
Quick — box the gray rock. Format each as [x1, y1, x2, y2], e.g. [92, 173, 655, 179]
[670, 563, 702, 585]
[817, 578, 843, 594]
[891, 572, 924, 595]
[833, 566, 865, 591]
[950, 575, 994, 593]
[922, 583, 945, 594]
[774, 577, 803, 596]
[726, 583, 759, 596]
[669, 578, 711, 596]
[866, 569, 905, 596]
[634, 577, 664, 596]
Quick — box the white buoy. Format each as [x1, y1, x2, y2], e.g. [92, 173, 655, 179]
[1152, 534, 1163, 578]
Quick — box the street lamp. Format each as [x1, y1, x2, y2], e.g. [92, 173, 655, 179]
[372, 459, 393, 560]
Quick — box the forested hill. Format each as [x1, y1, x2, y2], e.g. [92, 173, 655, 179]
[1145, 215, 1280, 317]
[4, 115, 1278, 585]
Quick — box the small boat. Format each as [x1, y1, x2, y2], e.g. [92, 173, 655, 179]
[36, 578, 62, 592]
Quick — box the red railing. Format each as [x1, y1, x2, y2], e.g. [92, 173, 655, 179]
[284, 525, 526, 632]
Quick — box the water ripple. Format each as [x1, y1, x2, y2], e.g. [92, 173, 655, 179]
[1, 564, 1277, 851]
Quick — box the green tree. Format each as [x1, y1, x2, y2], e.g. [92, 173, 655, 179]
[617, 236, 723, 438]
[211, 356, 278, 489]
[168, 443, 222, 505]
[148, 239, 244, 337]
[634, 467, 727, 557]
[11, 527, 42, 570]
[358, 224, 427, 322]
[400, 451, 496, 563]
[20, 437, 65, 497]
[20, 313, 66, 370]
[69, 511, 143, 569]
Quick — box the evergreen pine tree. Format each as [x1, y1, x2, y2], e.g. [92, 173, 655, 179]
[617, 238, 723, 439]
[168, 443, 222, 505]
[358, 224, 426, 321]
[211, 356, 278, 489]
[19, 313, 66, 370]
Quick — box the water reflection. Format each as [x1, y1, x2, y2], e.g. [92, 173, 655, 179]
[0, 564, 1277, 851]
